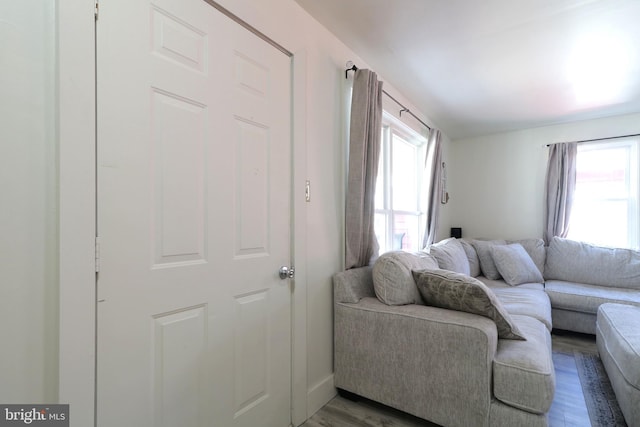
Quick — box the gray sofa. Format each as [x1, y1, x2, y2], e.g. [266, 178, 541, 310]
[544, 236, 640, 334]
[431, 235, 640, 334]
[334, 247, 554, 427]
[333, 237, 640, 426]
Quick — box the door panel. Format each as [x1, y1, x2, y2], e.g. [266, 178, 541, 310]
[97, 1, 292, 426]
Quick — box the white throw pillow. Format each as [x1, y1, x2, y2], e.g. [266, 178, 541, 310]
[508, 238, 546, 276]
[491, 243, 544, 286]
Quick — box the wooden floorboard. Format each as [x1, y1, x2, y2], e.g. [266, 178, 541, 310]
[302, 331, 599, 427]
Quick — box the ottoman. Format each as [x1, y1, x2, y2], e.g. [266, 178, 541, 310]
[596, 303, 640, 427]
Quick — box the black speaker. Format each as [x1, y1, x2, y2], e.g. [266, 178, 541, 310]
[450, 227, 462, 239]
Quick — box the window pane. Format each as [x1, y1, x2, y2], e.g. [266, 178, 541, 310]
[373, 113, 428, 255]
[569, 199, 629, 248]
[576, 147, 629, 198]
[375, 213, 388, 253]
[392, 134, 417, 211]
[568, 140, 638, 249]
[393, 213, 420, 251]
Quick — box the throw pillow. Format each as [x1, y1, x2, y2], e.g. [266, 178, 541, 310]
[491, 243, 544, 286]
[470, 239, 507, 280]
[412, 269, 526, 340]
[460, 239, 481, 277]
[429, 238, 471, 275]
[507, 238, 545, 276]
[372, 251, 439, 305]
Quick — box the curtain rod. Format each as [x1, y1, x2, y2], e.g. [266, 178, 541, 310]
[345, 62, 431, 131]
[546, 133, 640, 147]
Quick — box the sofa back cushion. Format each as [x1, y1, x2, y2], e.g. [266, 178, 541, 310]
[545, 237, 640, 289]
[372, 251, 439, 305]
[429, 238, 471, 275]
[470, 239, 507, 280]
[460, 239, 481, 277]
[508, 238, 546, 276]
[412, 269, 526, 340]
[460, 238, 544, 279]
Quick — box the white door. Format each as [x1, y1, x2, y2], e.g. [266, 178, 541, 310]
[96, 0, 292, 426]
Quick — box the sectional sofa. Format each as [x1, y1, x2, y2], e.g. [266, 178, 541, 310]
[544, 236, 640, 334]
[332, 236, 640, 427]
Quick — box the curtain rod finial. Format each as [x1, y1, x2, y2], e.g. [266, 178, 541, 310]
[345, 61, 358, 79]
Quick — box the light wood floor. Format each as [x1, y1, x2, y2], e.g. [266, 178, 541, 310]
[302, 331, 598, 427]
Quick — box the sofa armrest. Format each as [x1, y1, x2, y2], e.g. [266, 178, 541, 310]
[334, 297, 497, 427]
[333, 266, 375, 303]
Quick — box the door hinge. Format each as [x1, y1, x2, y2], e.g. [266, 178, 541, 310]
[95, 236, 101, 273]
[305, 180, 311, 202]
[94, 0, 99, 21]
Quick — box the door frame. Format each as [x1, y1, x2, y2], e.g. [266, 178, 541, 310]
[58, 1, 97, 426]
[57, 2, 308, 426]
[291, 50, 308, 427]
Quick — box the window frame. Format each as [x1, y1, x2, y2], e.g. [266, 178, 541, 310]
[567, 137, 640, 249]
[375, 111, 428, 253]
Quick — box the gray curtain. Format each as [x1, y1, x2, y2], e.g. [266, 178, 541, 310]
[345, 69, 383, 269]
[422, 128, 443, 248]
[544, 142, 577, 244]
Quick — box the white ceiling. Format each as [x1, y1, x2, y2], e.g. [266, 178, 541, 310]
[294, 0, 640, 139]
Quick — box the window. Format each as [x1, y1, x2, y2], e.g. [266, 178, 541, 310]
[567, 138, 639, 249]
[374, 112, 427, 253]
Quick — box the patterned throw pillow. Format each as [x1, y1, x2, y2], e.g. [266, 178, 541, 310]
[412, 269, 526, 340]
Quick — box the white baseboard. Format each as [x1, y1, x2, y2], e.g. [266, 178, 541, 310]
[306, 374, 336, 419]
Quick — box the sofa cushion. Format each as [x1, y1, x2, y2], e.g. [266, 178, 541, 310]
[471, 239, 507, 280]
[492, 287, 552, 331]
[545, 237, 640, 289]
[412, 269, 526, 340]
[429, 238, 470, 275]
[597, 303, 640, 390]
[479, 277, 544, 292]
[460, 239, 481, 277]
[372, 251, 438, 305]
[507, 238, 545, 276]
[491, 244, 544, 286]
[493, 314, 555, 414]
[545, 280, 640, 314]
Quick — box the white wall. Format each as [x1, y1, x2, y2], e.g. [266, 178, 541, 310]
[436, 133, 453, 242]
[0, 0, 58, 403]
[447, 112, 640, 240]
